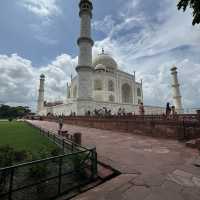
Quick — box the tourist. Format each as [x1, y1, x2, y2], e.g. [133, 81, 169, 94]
[166, 102, 171, 119]
[171, 106, 176, 118]
[94, 108, 98, 116]
[58, 116, 63, 134]
[85, 110, 91, 116]
[122, 108, 126, 116]
[118, 108, 122, 116]
[108, 110, 112, 117]
[99, 108, 104, 117]
[139, 102, 145, 115]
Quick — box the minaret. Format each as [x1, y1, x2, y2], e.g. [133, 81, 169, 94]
[37, 74, 45, 114]
[133, 71, 136, 104]
[141, 79, 144, 103]
[66, 82, 70, 99]
[171, 66, 183, 113]
[76, 0, 93, 100]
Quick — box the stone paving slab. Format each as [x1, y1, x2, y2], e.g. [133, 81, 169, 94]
[72, 174, 138, 200]
[28, 120, 200, 200]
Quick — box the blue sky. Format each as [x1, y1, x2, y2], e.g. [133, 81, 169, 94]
[0, 0, 119, 66]
[0, 0, 200, 110]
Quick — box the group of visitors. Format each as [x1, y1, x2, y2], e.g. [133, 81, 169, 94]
[56, 102, 177, 132]
[85, 107, 112, 117]
[166, 102, 176, 119]
[117, 108, 126, 116]
[69, 111, 76, 117]
[84, 104, 147, 117]
[85, 105, 146, 117]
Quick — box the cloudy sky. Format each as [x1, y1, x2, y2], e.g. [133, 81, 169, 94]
[0, 0, 199, 111]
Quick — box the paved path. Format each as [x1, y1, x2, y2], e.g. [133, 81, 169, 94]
[29, 120, 200, 200]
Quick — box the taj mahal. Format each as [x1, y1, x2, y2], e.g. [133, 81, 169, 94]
[37, 0, 183, 116]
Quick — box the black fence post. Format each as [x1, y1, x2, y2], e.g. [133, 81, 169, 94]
[8, 168, 14, 200]
[58, 157, 63, 195]
[182, 119, 188, 140]
[62, 139, 65, 151]
[90, 148, 97, 180]
[71, 142, 74, 152]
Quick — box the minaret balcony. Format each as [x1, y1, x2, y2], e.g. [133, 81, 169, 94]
[79, 0, 93, 17]
[77, 37, 94, 46]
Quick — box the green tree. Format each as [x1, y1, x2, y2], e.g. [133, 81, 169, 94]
[0, 104, 32, 119]
[177, 0, 200, 25]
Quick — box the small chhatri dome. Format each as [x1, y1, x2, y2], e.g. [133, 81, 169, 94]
[40, 74, 45, 78]
[171, 65, 177, 71]
[93, 49, 118, 70]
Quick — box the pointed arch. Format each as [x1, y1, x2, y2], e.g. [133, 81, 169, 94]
[109, 95, 115, 102]
[108, 80, 114, 91]
[94, 79, 103, 90]
[122, 83, 133, 103]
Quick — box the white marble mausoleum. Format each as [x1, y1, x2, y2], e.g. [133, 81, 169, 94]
[37, 0, 166, 116]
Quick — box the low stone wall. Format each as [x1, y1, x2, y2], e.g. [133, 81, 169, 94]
[42, 116, 200, 140]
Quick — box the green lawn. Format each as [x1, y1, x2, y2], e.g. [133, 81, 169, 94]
[0, 121, 57, 154]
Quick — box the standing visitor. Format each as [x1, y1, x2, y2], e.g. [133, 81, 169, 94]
[118, 108, 122, 116]
[139, 102, 145, 115]
[58, 116, 63, 134]
[122, 108, 126, 116]
[171, 106, 176, 118]
[166, 102, 171, 119]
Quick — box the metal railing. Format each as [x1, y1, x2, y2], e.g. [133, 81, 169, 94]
[33, 124, 88, 153]
[0, 127, 97, 200]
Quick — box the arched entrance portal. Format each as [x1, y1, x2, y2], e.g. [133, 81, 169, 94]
[122, 83, 133, 103]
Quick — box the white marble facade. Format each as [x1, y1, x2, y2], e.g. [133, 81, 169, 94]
[67, 52, 143, 105]
[38, 52, 147, 116]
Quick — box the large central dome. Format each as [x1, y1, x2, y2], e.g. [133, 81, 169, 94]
[93, 51, 118, 70]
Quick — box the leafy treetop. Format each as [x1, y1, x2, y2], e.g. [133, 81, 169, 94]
[0, 104, 32, 118]
[177, 0, 200, 25]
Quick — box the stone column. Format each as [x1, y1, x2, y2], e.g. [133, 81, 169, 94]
[133, 71, 136, 104]
[66, 82, 70, 102]
[171, 66, 183, 113]
[37, 74, 45, 114]
[76, 0, 94, 101]
[141, 79, 144, 103]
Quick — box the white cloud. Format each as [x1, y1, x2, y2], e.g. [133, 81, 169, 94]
[0, 53, 77, 111]
[0, 54, 36, 106]
[92, 0, 200, 108]
[20, 0, 61, 17]
[92, 15, 115, 35]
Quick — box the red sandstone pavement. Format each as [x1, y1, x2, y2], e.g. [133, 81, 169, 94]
[28, 120, 200, 200]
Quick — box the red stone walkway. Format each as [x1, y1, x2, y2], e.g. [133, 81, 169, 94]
[28, 120, 200, 200]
